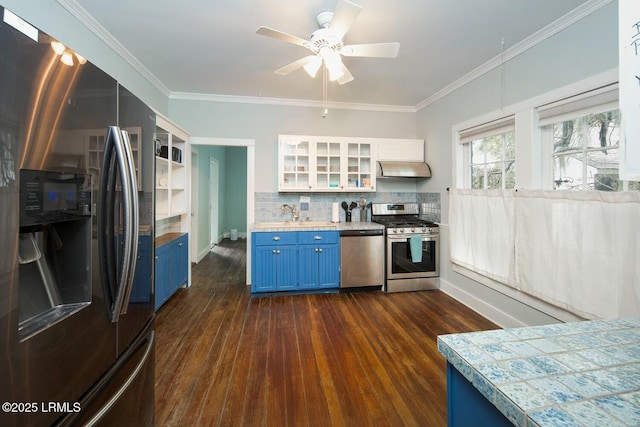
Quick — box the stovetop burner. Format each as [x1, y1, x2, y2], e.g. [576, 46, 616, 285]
[372, 217, 438, 228]
[370, 202, 438, 231]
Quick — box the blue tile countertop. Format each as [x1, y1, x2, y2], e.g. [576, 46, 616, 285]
[438, 318, 640, 427]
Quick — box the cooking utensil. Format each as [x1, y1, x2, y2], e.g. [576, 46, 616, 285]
[358, 197, 366, 207]
[341, 201, 349, 212]
[349, 201, 357, 211]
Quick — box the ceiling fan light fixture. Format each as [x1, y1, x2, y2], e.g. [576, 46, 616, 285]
[323, 51, 344, 81]
[303, 56, 322, 78]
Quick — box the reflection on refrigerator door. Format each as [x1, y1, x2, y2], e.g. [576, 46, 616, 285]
[0, 5, 155, 426]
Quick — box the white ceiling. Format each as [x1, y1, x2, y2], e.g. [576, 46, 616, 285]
[69, 0, 593, 109]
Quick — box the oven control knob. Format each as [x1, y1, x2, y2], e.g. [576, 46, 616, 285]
[411, 228, 415, 232]
[397, 228, 402, 233]
[421, 227, 427, 233]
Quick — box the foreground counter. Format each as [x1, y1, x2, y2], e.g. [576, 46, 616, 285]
[438, 318, 640, 426]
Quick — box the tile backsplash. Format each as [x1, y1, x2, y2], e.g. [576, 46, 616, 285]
[255, 192, 441, 223]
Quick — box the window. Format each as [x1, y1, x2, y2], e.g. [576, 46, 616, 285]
[460, 116, 515, 189]
[470, 130, 515, 189]
[539, 84, 640, 191]
[550, 109, 620, 190]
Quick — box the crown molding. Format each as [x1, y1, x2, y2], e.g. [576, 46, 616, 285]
[57, 0, 611, 113]
[415, 0, 614, 111]
[55, 0, 171, 97]
[169, 92, 417, 113]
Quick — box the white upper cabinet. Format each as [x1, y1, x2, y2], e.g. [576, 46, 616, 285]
[376, 139, 424, 162]
[278, 135, 376, 192]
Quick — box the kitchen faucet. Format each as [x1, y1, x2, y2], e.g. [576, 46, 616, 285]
[281, 204, 299, 222]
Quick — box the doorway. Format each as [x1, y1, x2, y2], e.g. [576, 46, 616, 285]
[190, 137, 255, 285]
[209, 158, 219, 249]
[191, 148, 198, 263]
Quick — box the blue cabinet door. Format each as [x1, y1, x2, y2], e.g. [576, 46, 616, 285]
[298, 246, 319, 289]
[154, 244, 168, 310]
[298, 231, 339, 290]
[154, 233, 189, 311]
[169, 234, 188, 291]
[276, 246, 298, 290]
[253, 246, 278, 292]
[317, 244, 340, 288]
[252, 246, 298, 292]
[131, 236, 151, 303]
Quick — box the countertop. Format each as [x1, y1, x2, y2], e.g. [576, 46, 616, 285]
[156, 232, 187, 247]
[250, 221, 385, 232]
[438, 318, 640, 427]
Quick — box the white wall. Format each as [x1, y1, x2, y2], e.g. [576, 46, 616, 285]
[416, 1, 619, 327]
[168, 100, 418, 192]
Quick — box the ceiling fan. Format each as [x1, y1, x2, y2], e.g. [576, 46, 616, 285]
[256, 0, 400, 85]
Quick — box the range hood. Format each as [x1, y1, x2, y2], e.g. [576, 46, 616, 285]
[376, 161, 431, 178]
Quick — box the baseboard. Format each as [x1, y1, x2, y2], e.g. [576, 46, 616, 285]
[197, 247, 210, 263]
[439, 278, 528, 329]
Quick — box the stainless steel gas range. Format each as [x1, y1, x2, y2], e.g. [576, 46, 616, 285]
[371, 203, 439, 292]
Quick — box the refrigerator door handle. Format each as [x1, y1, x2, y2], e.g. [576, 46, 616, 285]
[99, 126, 134, 323]
[118, 129, 139, 315]
[83, 331, 154, 427]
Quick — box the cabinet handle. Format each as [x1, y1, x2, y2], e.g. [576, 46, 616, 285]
[178, 242, 183, 247]
[272, 249, 277, 254]
[276, 249, 281, 254]
[272, 236, 281, 241]
[318, 248, 323, 253]
[155, 256, 159, 260]
[314, 235, 322, 240]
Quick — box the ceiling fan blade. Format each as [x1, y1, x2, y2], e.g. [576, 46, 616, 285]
[329, 0, 362, 39]
[274, 56, 316, 75]
[256, 26, 309, 48]
[337, 62, 354, 85]
[341, 42, 400, 58]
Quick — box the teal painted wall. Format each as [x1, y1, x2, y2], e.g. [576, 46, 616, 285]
[193, 145, 247, 257]
[224, 147, 247, 234]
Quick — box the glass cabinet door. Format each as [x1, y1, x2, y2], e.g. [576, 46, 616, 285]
[314, 141, 342, 190]
[280, 138, 310, 190]
[346, 142, 374, 191]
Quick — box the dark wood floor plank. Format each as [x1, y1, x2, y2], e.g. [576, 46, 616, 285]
[154, 239, 497, 426]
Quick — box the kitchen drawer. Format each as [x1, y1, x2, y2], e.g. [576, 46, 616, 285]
[253, 231, 298, 246]
[298, 231, 339, 245]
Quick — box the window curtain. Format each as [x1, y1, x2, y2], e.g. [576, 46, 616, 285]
[449, 189, 640, 319]
[516, 190, 640, 319]
[449, 189, 516, 286]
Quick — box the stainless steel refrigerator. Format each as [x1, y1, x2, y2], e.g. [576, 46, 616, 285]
[0, 6, 155, 426]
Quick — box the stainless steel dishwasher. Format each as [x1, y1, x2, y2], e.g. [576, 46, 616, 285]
[340, 229, 385, 289]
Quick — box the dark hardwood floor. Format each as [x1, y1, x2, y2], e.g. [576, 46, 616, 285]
[154, 239, 497, 426]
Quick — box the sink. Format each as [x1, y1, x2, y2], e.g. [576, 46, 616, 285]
[253, 221, 337, 228]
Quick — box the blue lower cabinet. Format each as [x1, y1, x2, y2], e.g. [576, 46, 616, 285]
[252, 230, 339, 293]
[131, 236, 152, 303]
[252, 232, 298, 292]
[447, 362, 512, 427]
[155, 244, 169, 310]
[155, 233, 189, 311]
